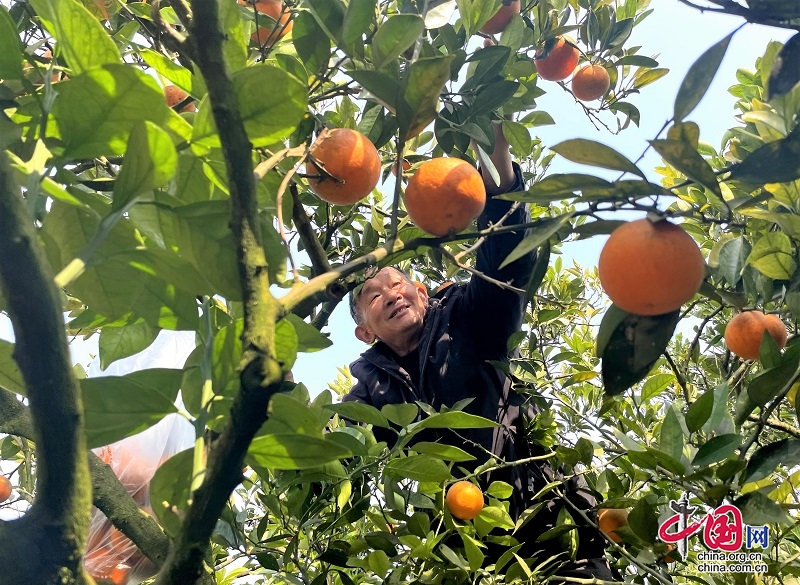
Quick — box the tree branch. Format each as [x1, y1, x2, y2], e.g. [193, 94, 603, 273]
[155, 2, 286, 583]
[0, 385, 171, 569]
[0, 152, 92, 583]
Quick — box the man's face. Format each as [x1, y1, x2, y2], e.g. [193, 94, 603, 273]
[354, 268, 428, 351]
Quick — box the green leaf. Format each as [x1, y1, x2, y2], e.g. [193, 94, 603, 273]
[728, 123, 800, 185]
[304, 0, 345, 42]
[248, 434, 351, 470]
[0, 340, 25, 396]
[613, 55, 659, 68]
[628, 498, 659, 544]
[372, 15, 423, 70]
[659, 406, 684, 462]
[139, 48, 206, 98]
[649, 139, 722, 200]
[113, 121, 178, 211]
[347, 70, 403, 114]
[747, 232, 795, 280]
[767, 32, 800, 99]
[382, 403, 418, 427]
[341, 0, 374, 53]
[673, 32, 733, 123]
[476, 504, 515, 530]
[0, 6, 23, 79]
[384, 454, 451, 482]
[98, 320, 160, 371]
[41, 202, 200, 329]
[412, 442, 477, 462]
[29, 0, 121, 75]
[716, 237, 750, 286]
[400, 55, 456, 141]
[218, 0, 248, 73]
[52, 64, 179, 160]
[744, 352, 800, 409]
[292, 10, 331, 76]
[691, 434, 740, 467]
[744, 439, 800, 483]
[81, 369, 182, 448]
[734, 491, 790, 526]
[150, 448, 193, 538]
[325, 402, 390, 428]
[550, 139, 645, 179]
[192, 64, 307, 151]
[599, 307, 681, 396]
[486, 481, 514, 499]
[501, 119, 532, 154]
[470, 81, 520, 119]
[456, 0, 500, 36]
[413, 411, 500, 431]
[275, 318, 298, 372]
[686, 387, 715, 433]
[461, 534, 485, 572]
[640, 373, 674, 402]
[283, 314, 332, 352]
[499, 174, 612, 203]
[263, 393, 327, 437]
[500, 213, 574, 268]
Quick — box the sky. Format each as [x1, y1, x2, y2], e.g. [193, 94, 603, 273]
[0, 1, 794, 398]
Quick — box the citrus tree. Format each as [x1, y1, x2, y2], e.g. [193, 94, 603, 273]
[0, 0, 799, 585]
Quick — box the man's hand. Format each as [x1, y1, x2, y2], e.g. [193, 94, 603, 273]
[476, 121, 516, 196]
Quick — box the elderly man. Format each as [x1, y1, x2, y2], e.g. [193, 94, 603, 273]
[343, 126, 615, 579]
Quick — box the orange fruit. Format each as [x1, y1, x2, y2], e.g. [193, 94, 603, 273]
[480, 0, 520, 35]
[306, 128, 382, 205]
[0, 476, 12, 502]
[446, 481, 484, 521]
[724, 310, 788, 360]
[598, 218, 705, 316]
[663, 544, 678, 563]
[239, 0, 293, 47]
[391, 159, 412, 177]
[571, 64, 611, 101]
[403, 157, 486, 236]
[597, 508, 628, 543]
[164, 85, 196, 113]
[535, 37, 579, 81]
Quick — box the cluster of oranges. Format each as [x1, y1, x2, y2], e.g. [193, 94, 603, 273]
[237, 0, 293, 48]
[535, 38, 611, 102]
[478, 3, 610, 102]
[597, 217, 788, 361]
[304, 128, 487, 238]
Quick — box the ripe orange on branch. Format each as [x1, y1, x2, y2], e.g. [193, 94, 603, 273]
[535, 37, 579, 81]
[597, 508, 628, 543]
[724, 310, 787, 360]
[572, 64, 611, 101]
[238, 0, 293, 47]
[446, 481, 484, 520]
[306, 128, 382, 205]
[403, 157, 486, 236]
[598, 218, 705, 316]
[480, 0, 520, 35]
[0, 476, 11, 502]
[164, 85, 196, 113]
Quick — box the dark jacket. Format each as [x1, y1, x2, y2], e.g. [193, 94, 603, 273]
[343, 163, 534, 488]
[342, 163, 613, 575]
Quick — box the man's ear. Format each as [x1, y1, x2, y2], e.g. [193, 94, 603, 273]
[355, 324, 377, 344]
[414, 281, 428, 302]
